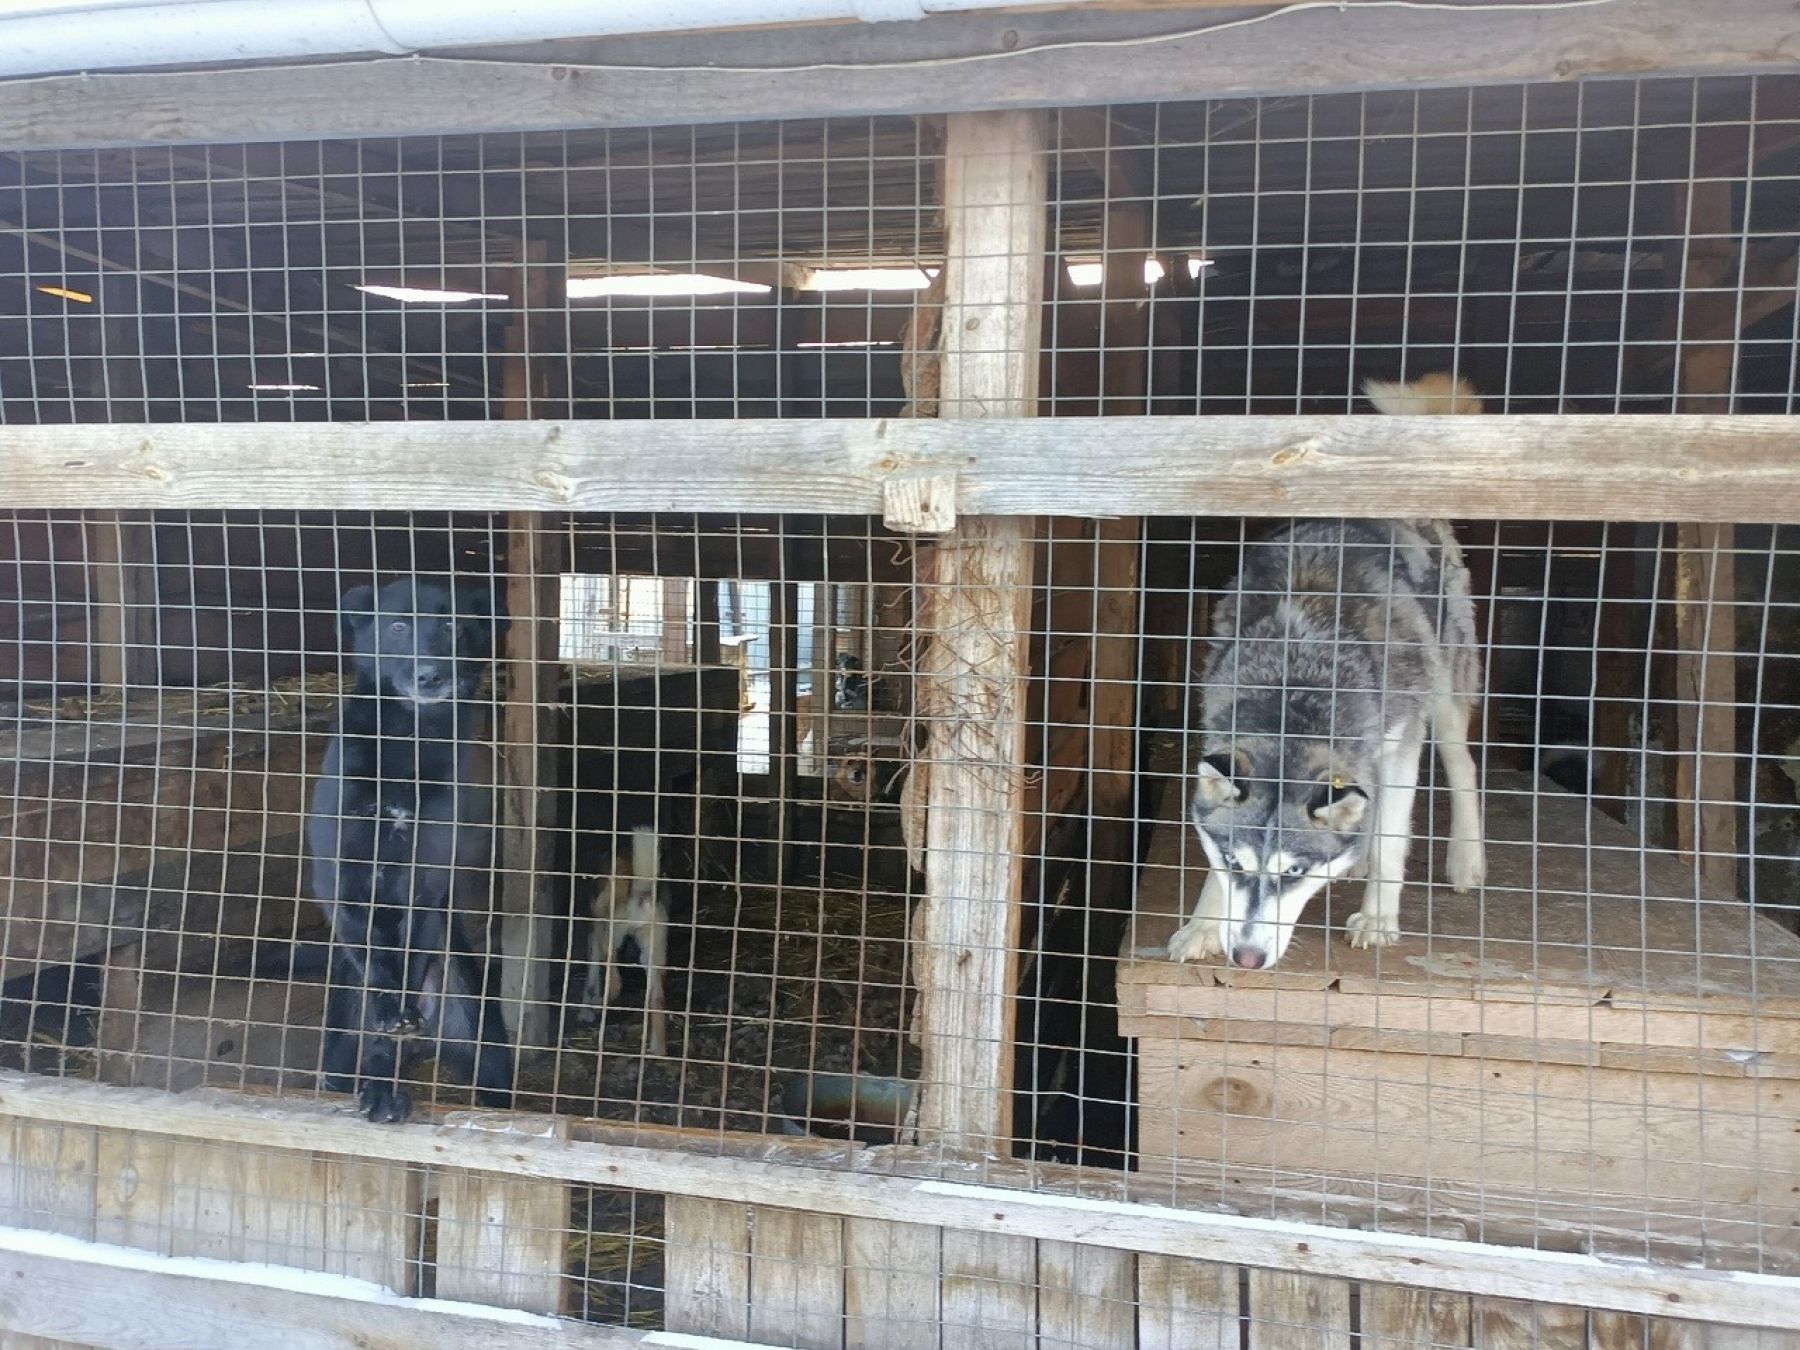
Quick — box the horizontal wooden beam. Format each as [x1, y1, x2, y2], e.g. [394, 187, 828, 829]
[0, 0, 1789, 150]
[1, 414, 1795, 522]
[1, 1073, 1796, 1329]
[0, 1224, 674, 1350]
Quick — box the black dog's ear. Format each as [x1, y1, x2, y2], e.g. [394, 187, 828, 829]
[339, 584, 376, 646]
[455, 585, 509, 650]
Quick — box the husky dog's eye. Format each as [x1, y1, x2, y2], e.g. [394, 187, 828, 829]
[1285, 863, 1307, 878]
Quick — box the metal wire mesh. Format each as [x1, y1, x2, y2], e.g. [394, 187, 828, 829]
[0, 69, 1796, 1347]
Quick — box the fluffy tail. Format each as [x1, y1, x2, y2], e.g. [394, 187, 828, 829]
[628, 825, 659, 896]
[1363, 372, 1484, 416]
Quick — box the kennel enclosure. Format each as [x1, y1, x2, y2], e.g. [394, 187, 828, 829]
[0, 2, 1799, 1347]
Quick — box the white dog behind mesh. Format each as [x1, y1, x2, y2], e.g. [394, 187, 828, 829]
[581, 825, 668, 1057]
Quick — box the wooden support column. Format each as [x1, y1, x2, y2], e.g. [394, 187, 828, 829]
[85, 506, 157, 1069]
[912, 109, 1047, 1156]
[1090, 113, 1151, 861]
[498, 243, 566, 1056]
[84, 514, 155, 693]
[695, 568, 722, 667]
[1671, 182, 1741, 895]
[767, 574, 798, 883]
[87, 313, 156, 693]
[1092, 520, 1142, 826]
[808, 580, 833, 774]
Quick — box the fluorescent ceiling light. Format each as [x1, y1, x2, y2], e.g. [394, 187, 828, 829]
[355, 283, 505, 303]
[799, 266, 937, 292]
[406, 380, 450, 388]
[37, 285, 92, 303]
[567, 273, 769, 298]
[605, 344, 764, 353]
[1189, 257, 1216, 278]
[1064, 257, 1167, 287]
[798, 339, 899, 349]
[248, 382, 319, 392]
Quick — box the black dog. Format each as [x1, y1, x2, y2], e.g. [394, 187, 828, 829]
[306, 578, 514, 1122]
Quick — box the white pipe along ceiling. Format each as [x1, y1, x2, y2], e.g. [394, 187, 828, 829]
[0, 0, 1053, 79]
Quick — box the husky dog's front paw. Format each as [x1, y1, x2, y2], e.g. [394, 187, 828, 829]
[1167, 916, 1227, 963]
[1345, 909, 1401, 949]
[1447, 837, 1486, 892]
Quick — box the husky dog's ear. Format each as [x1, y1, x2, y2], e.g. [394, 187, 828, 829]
[339, 584, 376, 647]
[1194, 753, 1245, 809]
[1307, 776, 1368, 832]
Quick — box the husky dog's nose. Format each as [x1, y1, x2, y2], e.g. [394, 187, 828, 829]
[1230, 946, 1267, 970]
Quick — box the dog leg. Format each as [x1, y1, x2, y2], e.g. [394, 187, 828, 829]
[321, 993, 361, 1097]
[470, 992, 517, 1109]
[580, 877, 613, 1011]
[604, 929, 622, 1003]
[1167, 867, 1231, 962]
[355, 1035, 412, 1123]
[1434, 695, 1486, 891]
[1347, 732, 1423, 950]
[433, 954, 515, 1110]
[643, 898, 668, 1057]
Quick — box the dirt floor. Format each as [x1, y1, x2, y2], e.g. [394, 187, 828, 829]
[532, 809, 920, 1327]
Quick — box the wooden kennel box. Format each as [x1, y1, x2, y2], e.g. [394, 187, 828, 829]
[1118, 771, 1800, 1273]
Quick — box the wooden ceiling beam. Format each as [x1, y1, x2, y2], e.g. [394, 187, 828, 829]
[0, 0, 1786, 151]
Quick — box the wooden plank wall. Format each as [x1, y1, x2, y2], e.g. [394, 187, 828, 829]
[0, 1118, 418, 1290]
[0, 1110, 1797, 1348]
[654, 1203, 1798, 1350]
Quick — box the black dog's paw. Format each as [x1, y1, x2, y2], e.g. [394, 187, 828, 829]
[375, 1007, 423, 1040]
[367, 993, 423, 1040]
[358, 1082, 413, 1123]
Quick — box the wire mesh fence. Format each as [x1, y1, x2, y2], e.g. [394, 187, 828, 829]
[0, 66, 1796, 1347]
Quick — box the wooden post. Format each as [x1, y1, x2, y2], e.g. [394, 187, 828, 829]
[497, 244, 566, 1056]
[766, 575, 798, 883]
[83, 508, 157, 1071]
[84, 514, 155, 693]
[912, 109, 1047, 1155]
[86, 311, 156, 692]
[1671, 182, 1740, 895]
[1090, 119, 1150, 869]
[655, 576, 682, 661]
[695, 569, 722, 667]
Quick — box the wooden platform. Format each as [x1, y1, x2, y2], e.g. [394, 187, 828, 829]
[1123, 771, 1800, 1030]
[1119, 771, 1800, 1271]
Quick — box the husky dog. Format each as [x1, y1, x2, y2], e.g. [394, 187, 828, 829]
[579, 824, 669, 1057]
[1166, 374, 1487, 970]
